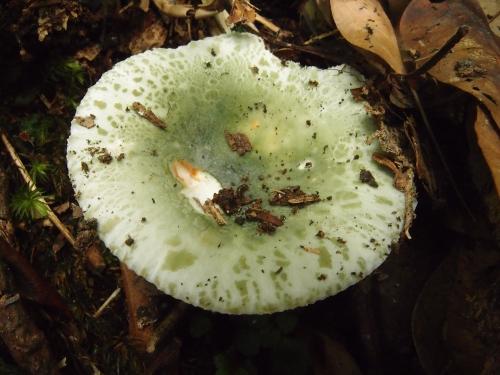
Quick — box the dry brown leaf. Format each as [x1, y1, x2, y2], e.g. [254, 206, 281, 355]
[227, 0, 257, 26]
[330, 0, 405, 73]
[475, 106, 500, 194]
[400, 0, 500, 129]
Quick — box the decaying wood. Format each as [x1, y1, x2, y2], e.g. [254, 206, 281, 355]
[121, 263, 160, 352]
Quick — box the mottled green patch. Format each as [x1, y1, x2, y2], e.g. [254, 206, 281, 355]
[166, 235, 182, 246]
[341, 202, 362, 209]
[164, 250, 197, 271]
[235, 280, 248, 296]
[375, 196, 394, 206]
[357, 257, 367, 271]
[334, 191, 358, 201]
[274, 250, 286, 259]
[238, 256, 250, 271]
[94, 100, 106, 109]
[318, 246, 332, 268]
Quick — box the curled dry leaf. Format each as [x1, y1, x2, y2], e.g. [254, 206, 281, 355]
[475, 106, 500, 194]
[399, 0, 500, 129]
[330, 0, 405, 73]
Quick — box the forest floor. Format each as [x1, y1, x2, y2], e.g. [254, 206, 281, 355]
[0, 1, 499, 374]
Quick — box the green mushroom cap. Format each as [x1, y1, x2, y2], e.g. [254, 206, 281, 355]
[67, 32, 408, 314]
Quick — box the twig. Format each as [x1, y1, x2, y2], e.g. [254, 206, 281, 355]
[303, 30, 339, 46]
[0, 132, 76, 247]
[93, 287, 121, 318]
[147, 301, 189, 353]
[264, 37, 341, 62]
[254, 13, 292, 37]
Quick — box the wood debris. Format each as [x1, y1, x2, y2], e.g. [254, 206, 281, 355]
[269, 186, 321, 206]
[212, 184, 253, 215]
[224, 130, 252, 156]
[201, 199, 227, 225]
[130, 102, 167, 130]
[359, 169, 378, 188]
[245, 201, 283, 233]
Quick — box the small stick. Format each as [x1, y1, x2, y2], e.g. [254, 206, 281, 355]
[303, 30, 339, 46]
[0, 132, 76, 247]
[254, 13, 291, 37]
[93, 287, 121, 318]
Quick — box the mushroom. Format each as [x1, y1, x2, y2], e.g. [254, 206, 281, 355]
[67, 32, 411, 314]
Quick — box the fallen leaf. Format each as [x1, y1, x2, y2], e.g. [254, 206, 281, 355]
[400, 0, 500, 129]
[474, 106, 500, 194]
[330, 0, 405, 73]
